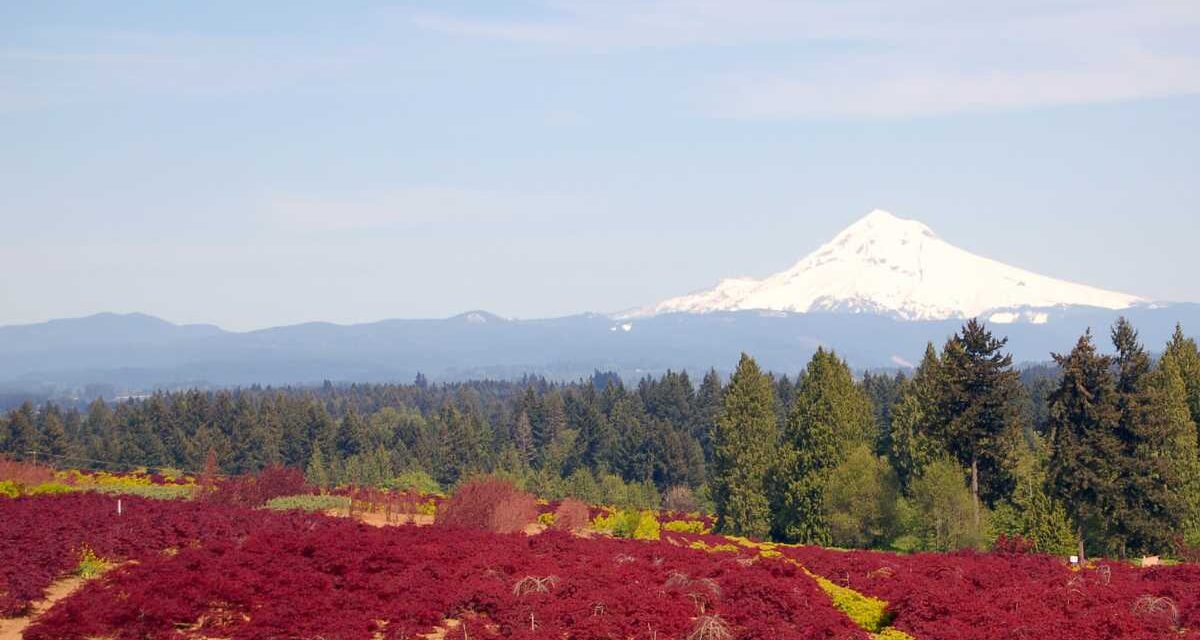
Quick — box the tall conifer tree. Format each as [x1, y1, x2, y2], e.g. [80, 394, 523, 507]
[712, 354, 779, 538]
[935, 320, 1023, 527]
[1164, 324, 1200, 441]
[1047, 332, 1123, 559]
[888, 343, 946, 490]
[770, 348, 874, 543]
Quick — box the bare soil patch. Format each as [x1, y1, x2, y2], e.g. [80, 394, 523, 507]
[0, 576, 85, 640]
[325, 509, 434, 527]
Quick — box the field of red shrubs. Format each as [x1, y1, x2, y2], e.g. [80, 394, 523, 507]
[3, 493, 864, 640]
[5, 489, 1200, 640]
[0, 493, 330, 618]
[779, 544, 1200, 640]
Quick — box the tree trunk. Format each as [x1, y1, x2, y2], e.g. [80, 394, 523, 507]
[1077, 525, 1086, 562]
[971, 455, 980, 530]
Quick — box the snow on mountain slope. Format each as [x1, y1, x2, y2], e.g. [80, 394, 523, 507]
[628, 209, 1143, 321]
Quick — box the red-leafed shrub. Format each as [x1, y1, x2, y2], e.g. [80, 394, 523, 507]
[1175, 536, 1200, 564]
[0, 492, 330, 617]
[551, 498, 590, 532]
[24, 518, 870, 640]
[0, 456, 57, 486]
[436, 476, 536, 533]
[993, 534, 1036, 555]
[204, 465, 310, 507]
[774, 542, 1200, 640]
[491, 493, 538, 534]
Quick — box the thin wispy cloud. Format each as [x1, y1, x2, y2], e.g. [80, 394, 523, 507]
[0, 28, 363, 110]
[414, 0, 1200, 118]
[265, 187, 588, 232]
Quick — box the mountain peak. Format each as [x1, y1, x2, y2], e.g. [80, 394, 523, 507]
[842, 209, 936, 239]
[626, 209, 1144, 321]
[857, 208, 903, 225]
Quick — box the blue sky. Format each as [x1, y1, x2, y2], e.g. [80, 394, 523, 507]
[2, 1, 1198, 330]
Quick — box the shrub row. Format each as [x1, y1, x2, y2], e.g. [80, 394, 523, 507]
[26, 521, 869, 640]
[0, 492, 330, 616]
[780, 544, 1200, 640]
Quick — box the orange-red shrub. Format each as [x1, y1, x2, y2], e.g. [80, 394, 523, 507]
[552, 498, 591, 532]
[0, 456, 56, 486]
[436, 476, 536, 534]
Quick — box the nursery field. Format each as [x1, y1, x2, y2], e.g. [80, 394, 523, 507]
[2, 478, 1200, 639]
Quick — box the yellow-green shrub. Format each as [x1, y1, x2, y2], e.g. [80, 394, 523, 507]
[662, 519, 710, 534]
[264, 494, 351, 512]
[612, 509, 660, 540]
[810, 573, 891, 632]
[538, 512, 558, 527]
[591, 512, 619, 533]
[27, 482, 77, 496]
[416, 499, 438, 516]
[86, 484, 196, 500]
[873, 628, 917, 640]
[0, 480, 19, 498]
[688, 540, 741, 554]
[75, 545, 110, 579]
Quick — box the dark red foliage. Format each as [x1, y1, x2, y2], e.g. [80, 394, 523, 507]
[1176, 536, 1200, 564]
[779, 544, 1200, 640]
[436, 476, 537, 533]
[992, 534, 1036, 555]
[0, 493, 329, 617]
[25, 522, 868, 640]
[203, 465, 310, 507]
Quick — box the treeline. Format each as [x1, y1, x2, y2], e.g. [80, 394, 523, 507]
[0, 371, 716, 511]
[2, 320, 1199, 557]
[712, 319, 1200, 559]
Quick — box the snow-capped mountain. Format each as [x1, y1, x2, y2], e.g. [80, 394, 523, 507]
[628, 209, 1144, 322]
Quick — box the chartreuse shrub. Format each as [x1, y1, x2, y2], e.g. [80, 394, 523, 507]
[386, 469, 442, 495]
[809, 573, 892, 632]
[0, 480, 19, 498]
[26, 482, 77, 496]
[86, 484, 195, 500]
[874, 628, 917, 640]
[0, 477, 78, 497]
[591, 511, 619, 533]
[415, 498, 438, 516]
[74, 545, 110, 579]
[264, 494, 351, 512]
[662, 519, 709, 534]
[612, 509, 660, 540]
[688, 540, 741, 554]
[538, 512, 558, 527]
[591, 508, 659, 539]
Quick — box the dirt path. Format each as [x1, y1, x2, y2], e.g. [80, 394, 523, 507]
[0, 576, 85, 640]
[324, 509, 435, 527]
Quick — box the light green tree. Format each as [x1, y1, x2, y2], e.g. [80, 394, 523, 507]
[823, 444, 900, 548]
[305, 446, 331, 490]
[903, 457, 986, 551]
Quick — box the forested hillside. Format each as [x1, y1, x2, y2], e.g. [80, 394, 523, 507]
[3, 320, 1199, 558]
